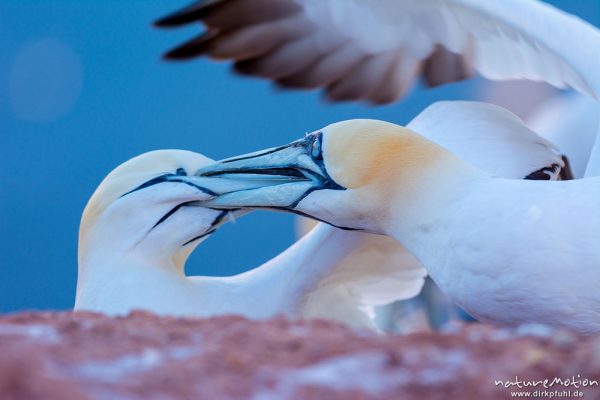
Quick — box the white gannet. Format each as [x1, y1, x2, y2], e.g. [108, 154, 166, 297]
[197, 117, 600, 333]
[75, 102, 568, 330]
[154, 0, 600, 177]
[305, 100, 572, 331]
[75, 149, 425, 329]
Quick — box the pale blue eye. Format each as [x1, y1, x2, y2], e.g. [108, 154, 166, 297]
[311, 133, 323, 160]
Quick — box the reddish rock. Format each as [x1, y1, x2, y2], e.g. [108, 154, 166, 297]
[0, 311, 599, 399]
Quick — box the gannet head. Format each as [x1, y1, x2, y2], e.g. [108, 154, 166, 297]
[197, 119, 471, 233]
[79, 150, 264, 273]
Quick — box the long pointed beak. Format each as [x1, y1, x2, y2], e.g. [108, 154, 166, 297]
[179, 175, 299, 197]
[191, 134, 345, 210]
[122, 173, 286, 200]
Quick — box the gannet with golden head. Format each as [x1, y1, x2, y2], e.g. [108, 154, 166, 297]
[154, 0, 600, 177]
[198, 110, 600, 333]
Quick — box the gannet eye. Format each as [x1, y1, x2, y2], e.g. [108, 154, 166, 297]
[310, 132, 323, 160]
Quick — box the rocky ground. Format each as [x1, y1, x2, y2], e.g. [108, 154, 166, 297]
[0, 311, 599, 399]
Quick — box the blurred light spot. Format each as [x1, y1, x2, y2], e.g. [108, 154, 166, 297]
[9, 38, 83, 122]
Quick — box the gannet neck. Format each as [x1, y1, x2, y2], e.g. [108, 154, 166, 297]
[242, 223, 364, 313]
[76, 210, 197, 308]
[78, 198, 207, 279]
[379, 160, 487, 249]
[78, 222, 364, 319]
[75, 257, 216, 317]
[353, 135, 487, 237]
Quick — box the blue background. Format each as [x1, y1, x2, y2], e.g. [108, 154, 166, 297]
[1, 1, 598, 312]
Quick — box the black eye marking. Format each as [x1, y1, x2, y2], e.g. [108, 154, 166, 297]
[121, 171, 216, 198]
[122, 173, 172, 195]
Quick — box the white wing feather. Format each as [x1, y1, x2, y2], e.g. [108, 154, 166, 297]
[159, 0, 599, 102]
[300, 0, 597, 100]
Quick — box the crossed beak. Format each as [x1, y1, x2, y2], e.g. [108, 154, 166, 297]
[191, 133, 345, 211]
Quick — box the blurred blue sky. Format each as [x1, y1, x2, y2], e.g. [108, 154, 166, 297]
[1, 1, 598, 312]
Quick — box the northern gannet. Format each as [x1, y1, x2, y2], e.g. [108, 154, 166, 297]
[75, 102, 568, 330]
[197, 115, 600, 333]
[74, 149, 425, 329]
[154, 0, 600, 177]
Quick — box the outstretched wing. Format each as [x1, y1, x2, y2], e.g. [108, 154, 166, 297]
[155, 0, 598, 104]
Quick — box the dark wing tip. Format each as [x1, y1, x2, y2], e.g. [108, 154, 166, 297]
[524, 170, 552, 181]
[154, 0, 223, 28]
[524, 163, 562, 181]
[163, 48, 194, 61]
[559, 155, 575, 180]
[162, 31, 217, 60]
[422, 46, 474, 88]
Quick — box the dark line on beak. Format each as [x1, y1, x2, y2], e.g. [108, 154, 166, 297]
[218, 144, 297, 164]
[202, 167, 307, 179]
[121, 174, 217, 198]
[181, 209, 232, 246]
[122, 173, 171, 196]
[170, 178, 218, 196]
[241, 205, 361, 232]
